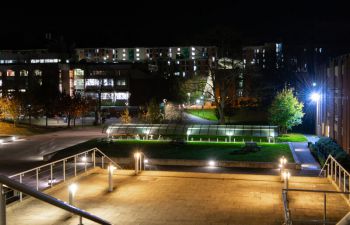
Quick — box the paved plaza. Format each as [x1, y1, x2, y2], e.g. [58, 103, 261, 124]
[6, 170, 350, 225]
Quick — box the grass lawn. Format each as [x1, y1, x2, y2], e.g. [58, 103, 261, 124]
[277, 133, 307, 142]
[186, 109, 218, 121]
[58, 139, 294, 163]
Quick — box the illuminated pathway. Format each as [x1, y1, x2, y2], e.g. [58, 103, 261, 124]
[289, 142, 320, 172]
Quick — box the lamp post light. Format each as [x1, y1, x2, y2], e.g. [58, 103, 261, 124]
[134, 152, 141, 175]
[186, 130, 191, 142]
[187, 92, 191, 106]
[282, 170, 291, 189]
[106, 128, 111, 139]
[310, 92, 321, 135]
[108, 164, 116, 192]
[68, 183, 78, 206]
[279, 156, 287, 181]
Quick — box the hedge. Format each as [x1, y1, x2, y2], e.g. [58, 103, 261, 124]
[311, 137, 350, 170]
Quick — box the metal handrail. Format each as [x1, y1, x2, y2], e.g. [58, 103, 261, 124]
[282, 190, 292, 225]
[283, 188, 350, 194]
[9, 148, 120, 178]
[4, 148, 122, 205]
[0, 175, 112, 225]
[319, 155, 350, 178]
[94, 148, 122, 170]
[282, 188, 350, 225]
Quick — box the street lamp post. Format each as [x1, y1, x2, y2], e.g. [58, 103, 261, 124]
[310, 92, 321, 135]
[187, 92, 191, 106]
[68, 183, 78, 206]
[108, 164, 116, 192]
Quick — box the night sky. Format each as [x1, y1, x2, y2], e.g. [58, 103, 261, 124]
[2, 1, 350, 51]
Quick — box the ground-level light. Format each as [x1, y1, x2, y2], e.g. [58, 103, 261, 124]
[208, 160, 216, 167]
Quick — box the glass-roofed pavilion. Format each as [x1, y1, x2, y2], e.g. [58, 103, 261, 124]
[106, 124, 278, 139]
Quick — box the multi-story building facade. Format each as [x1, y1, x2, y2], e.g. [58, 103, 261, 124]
[75, 46, 217, 77]
[317, 54, 350, 153]
[0, 49, 153, 105]
[0, 50, 67, 98]
[242, 43, 284, 71]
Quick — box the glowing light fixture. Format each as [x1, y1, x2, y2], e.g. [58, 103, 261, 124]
[310, 92, 320, 102]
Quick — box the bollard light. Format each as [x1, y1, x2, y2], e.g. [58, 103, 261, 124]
[81, 156, 87, 162]
[12, 136, 16, 141]
[280, 156, 287, 166]
[134, 152, 141, 175]
[68, 183, 78, 206]
[108, 165, 116, 192]
[208, 160, 216, 167]
[282, 170, 291, 189]
[134, 152, 141, 159]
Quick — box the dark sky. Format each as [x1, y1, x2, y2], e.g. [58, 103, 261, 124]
[1, 1, 350, 50]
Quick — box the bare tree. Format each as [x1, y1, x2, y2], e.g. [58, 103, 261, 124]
[206, 58, 243, 124]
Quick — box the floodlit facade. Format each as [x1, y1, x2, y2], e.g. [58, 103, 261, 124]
[317, 54, 350, 153]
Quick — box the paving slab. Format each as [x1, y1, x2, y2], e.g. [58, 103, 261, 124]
[6, 170, 349, 225]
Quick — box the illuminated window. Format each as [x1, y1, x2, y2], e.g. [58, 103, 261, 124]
[123, 53, 126, 57]
[176, 61, 180, 64]
[167, 61, 171, 65]
[136, 48, 140, 52]
[7, 70, 15, 77]
[0, 80, 2, 86]
[123, 49, 126, 53]
[103, 79, 114, 86]
[85, 79, 100, 86]
[117, 79, 126, 86]
[193, 66, 197, 71]
[177, 48, 181, 51]
[136, 53, 140, 57]
[34, 70, 42, 76]
[192, 52, 195, 56]
[191, 47, 195, 51]
[20, 70, 28, 76]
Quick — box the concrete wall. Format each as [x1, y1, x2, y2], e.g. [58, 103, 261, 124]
[111, 157, 301, 170]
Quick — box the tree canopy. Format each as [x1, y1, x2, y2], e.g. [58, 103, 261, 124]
[268, 88, 304, 133]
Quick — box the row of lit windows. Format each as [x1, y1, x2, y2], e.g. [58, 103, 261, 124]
[84, 79, 126, 87]
[0, 70, 42, 77]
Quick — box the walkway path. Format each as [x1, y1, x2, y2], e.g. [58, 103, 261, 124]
[0, 127, 105, 176]
[183, 112, 218, 124]
[289, 142, 320, 171]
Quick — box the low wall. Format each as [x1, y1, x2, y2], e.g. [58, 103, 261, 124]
[111, 157, 301, 170]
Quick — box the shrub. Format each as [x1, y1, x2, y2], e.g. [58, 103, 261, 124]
[312, 137, 350, 170]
